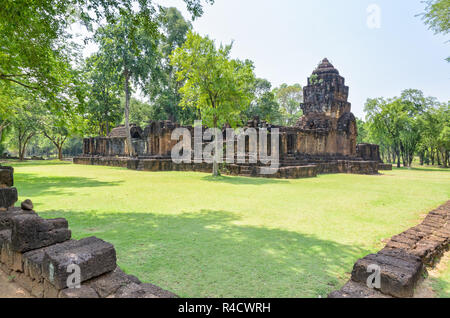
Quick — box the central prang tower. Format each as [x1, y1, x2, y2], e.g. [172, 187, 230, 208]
[296, 58, 357, 156]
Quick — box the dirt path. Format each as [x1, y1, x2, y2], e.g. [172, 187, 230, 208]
[0, 269, 32, 298]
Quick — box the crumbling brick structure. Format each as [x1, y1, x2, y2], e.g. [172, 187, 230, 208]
[76, 59, 392, 177]
[0, 165, 177, 298]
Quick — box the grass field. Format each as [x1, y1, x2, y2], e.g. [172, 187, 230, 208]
[6, 160, 450, 297]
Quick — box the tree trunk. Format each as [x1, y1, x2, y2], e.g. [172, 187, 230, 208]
[396, 147, 401, 168]
[58, 146, 63, 161]
[124, 70, 134, 157]
[212, 117, 219, 177]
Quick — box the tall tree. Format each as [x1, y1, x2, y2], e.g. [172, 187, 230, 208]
[246, 78, 282, 124]
[84, 54, 123, 136]
[10, 104, 42, 161]
[147, 7, 198, 124]
[170, 32, 256, 176]
[273, 83, 303, 126]
[93, 12, 160, 156]
[0, 0, 213, 94]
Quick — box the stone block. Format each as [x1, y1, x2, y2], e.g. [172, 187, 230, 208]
[351, 249, 423, 298]
[86, 267, 131, 297]
[59, 285, 99, 298]
[42, 237, 116, 290]
[43, 279, 59, 298]
[10, 214, 71, 252]
[328, 280, 392, 298]
[0, 208, 35, 231]
[0, 229, 11, 250]
[140, 283, 178, 298]
[0, 166, 14, 186]
[111, 282, 158, 298]
[0, 187, 18, 209]
[23, 246, 48, 280]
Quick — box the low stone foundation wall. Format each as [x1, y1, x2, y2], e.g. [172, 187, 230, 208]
[378, 163, 393, 171]
[315, 160, 379, 175]
[0, 207, 178, 298]
[74, 157, 379, 178]
[329, 201, 450, 298]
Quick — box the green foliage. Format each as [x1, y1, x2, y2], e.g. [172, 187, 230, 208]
[273, 83, 303, 126]
[147, 7, 198, 124]
[421, 0, 450, 61]
[364, 90, 449, 167]
[128, 97, 153, 127]
[422, 0, 450, 35]
[0, 0, 213, 96]
[246, 78, 282, 124]
[356, 118, 368, 144]
[83, 54, 123, 136]
[171, 32, 256, 130]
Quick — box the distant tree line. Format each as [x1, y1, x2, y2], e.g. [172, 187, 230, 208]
[358, 89, 449, 168]
[1, 0, 448, 163]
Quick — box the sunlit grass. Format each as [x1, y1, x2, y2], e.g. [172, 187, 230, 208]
[6, 160, 450, 297]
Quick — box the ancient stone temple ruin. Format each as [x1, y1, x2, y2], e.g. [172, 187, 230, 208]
[75, 59, 392, 178]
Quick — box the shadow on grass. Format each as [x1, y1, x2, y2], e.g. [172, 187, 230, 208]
[39, 209, 367, 298]
[14, 173, 123, 197]
[201, 175, 289, 185]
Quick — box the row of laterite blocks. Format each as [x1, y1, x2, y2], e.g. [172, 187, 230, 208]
[329, 201, 450, 298]
[0, 164, 177, 298]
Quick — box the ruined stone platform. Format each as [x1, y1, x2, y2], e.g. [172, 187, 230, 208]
[329, 201, 449, 298]
[73, 156, 380, 179]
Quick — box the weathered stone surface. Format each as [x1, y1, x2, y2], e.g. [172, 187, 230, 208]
[140, 283, 178, 298]
[43, 279, 59, 298]
[111, 282, 158, 298]
[126, 274, 141, 285]
[22, 245, 49, 280]
[59, 285, 99, 298]
[86, 267, 131, 297]
[31, 281, 44, 297]
[15, 272, 35, 291]
[0, 187, 18, 209]
[0, 166, 14, 187]
[351, 249, 423, 298]
[20, 199, 34, 211]
[0, 208, 35, 232]
[328, 281, 392, 298]
[0, 229, 11, 249]
[42, 236, 116, 290]
[10, 214, 71, 252]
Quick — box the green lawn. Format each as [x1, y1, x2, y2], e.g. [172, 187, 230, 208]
[6, 160, 450, 298]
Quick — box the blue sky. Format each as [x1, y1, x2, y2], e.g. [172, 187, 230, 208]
[156, 0, 449, 118]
